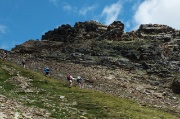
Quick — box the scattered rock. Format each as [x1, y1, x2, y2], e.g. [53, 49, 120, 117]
[5, 20, 180, 116]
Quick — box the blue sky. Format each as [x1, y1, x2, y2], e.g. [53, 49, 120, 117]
[0, 0, 180, 50]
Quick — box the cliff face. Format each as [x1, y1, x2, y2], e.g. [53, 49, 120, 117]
[11, 20, 180, 94]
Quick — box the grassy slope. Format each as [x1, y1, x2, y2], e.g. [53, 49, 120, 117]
[0, 60, 179, 119]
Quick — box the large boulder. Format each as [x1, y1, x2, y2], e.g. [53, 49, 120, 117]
[106, 21, 124, 40]
[107, 21, 124, 31]
[42, 24, 76, 42]
[137, 24, 176, 34]
[136, 24, 176, 42]
[11, 40, 41, 54]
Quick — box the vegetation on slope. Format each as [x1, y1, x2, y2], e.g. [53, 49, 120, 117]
[0, 60, 179, 119]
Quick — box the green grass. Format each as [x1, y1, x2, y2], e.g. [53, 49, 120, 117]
[0, 60, 179, 119]
[0, 63, 16, 93]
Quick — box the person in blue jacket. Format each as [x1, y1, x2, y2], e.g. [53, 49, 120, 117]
[44, 67, 50, 76]
[76, 76, 83, 88]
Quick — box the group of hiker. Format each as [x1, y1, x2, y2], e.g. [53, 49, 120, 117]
[43, 67, 83, 88]
[18, 55, 84, 88]
[1, 52, 84, 88]
[67, 74, 83, 88]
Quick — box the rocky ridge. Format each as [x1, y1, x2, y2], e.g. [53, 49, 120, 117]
[11, 20, 180, 93]
[1, 20, 180, 116]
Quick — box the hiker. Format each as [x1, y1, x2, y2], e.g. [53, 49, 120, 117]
[22, 58, 26, 68]
[44, 67, 50, 76]
[76, 76, 83, 88]
[2, 51, 7, 61]
[67, 74, 74, 87]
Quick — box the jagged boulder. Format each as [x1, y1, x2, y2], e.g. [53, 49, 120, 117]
[42, 21, 109, 42]
[42, 24, 76, 42]
[108, 21, 124, 31]
[12, 40, 41, 53]
[138, 24, 176, 34]
[106, 21, 124, 40]
[136, 24, 176, 42]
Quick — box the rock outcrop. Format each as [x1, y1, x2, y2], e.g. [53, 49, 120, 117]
[11, 20, 180, 94]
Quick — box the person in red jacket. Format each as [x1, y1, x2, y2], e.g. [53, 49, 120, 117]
[67, 74, 74, 87]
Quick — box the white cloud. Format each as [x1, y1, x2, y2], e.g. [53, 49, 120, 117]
[79, 5, 98, 16]
[0, 24, 7, 34]
[133, 0, 180, 30]
[62, 3, 78, 14]
[132, 0, 143, 11]
[49, 0, 58, 6]
[63, 3, 72, 11]
[101, 1, 122, 25]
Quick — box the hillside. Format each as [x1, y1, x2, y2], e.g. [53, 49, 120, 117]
[0, 60, 179, 119]
[0, 20, 180, 118]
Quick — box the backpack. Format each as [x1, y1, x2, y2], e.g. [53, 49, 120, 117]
[77, 76, 82, 82]
[67, 75, 72, 80]
[22, 59, 26, 64]
[44, 68, 49, 72]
